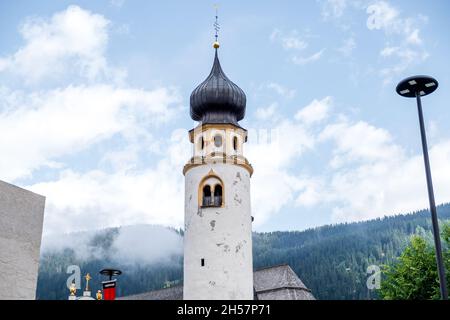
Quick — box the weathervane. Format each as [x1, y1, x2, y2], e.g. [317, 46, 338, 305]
[213, 4, 220, 49]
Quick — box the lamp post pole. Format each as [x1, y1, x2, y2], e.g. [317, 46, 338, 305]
[415, 91, 448, 300]
[396, 75, 448, 300]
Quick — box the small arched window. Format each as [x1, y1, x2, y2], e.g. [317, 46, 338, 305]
[199, 137, 205, 150]
[202, 185, 211, 207]
[214, 184, 222, 206]
[233, 136, 238, 151]
[214, 135, 222, 147]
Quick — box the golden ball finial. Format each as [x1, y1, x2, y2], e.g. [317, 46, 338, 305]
[213, 41, 220, 49]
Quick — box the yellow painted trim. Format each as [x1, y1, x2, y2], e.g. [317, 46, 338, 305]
[189, 123, 247, 143]
[183, 156, 254, 177]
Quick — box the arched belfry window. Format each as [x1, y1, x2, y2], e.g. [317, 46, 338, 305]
[202, 185, 211, 207]
[233, 136, 239, 151]
[214, 184, 222, 206]
[199, 174, 224, 208]
[198, 136, 205, 151]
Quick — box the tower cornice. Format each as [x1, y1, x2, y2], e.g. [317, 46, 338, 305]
[183, 155, 253, 177]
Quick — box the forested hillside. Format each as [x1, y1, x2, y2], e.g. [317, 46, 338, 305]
[36, 204, 450, 300]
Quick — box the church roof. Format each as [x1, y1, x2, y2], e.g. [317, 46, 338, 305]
[253, 264, 315, 300]
[190, 49, 246, 126]
[117, 264, 314, 300]
[119, 285, 183, 300]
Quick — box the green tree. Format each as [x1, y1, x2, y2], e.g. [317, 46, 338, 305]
[380, 223, 450, 300]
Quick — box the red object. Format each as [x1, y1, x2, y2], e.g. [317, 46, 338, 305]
[102, 280, 117, 300]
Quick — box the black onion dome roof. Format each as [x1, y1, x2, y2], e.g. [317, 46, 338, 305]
[190, 49, 246, 125]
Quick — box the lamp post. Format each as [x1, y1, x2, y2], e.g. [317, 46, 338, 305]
[100, 268, 122, 300]
[396, 75, 448, 300]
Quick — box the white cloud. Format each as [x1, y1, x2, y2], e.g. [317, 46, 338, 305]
[270, 29, 324, 65]
[249, 98, 331, 227]
[255, 103, 278, 121]
[248, 122, 315, 174]
[366, 1, 426, 46]
[0, 85, 180, 181]
[0, 5, 189, 238]
[380, 46, 398, 57]
[115, 23, 131, 36]
[379, 46, 429, 85]
[281, 35, 308, 51]
[324, 139, 450, 223]
[249, 95, 450, 227]
[247, 118, 316, 226]
[41, 224, 183, 265]
[380, 46, 428, 62]
[295, 96, 333, 124]
[366, 1, 428, 84]
[406, 29, 422, 45]
[270, 29, 308, 51]
[250, 170, 299, 227]
[337, 37, 356, 56]
[292, 49, 325, 65]
[295, 177, 323, 207]
[28, 128, 190, 236]
[30, 165, 184, 235]
[112, 225, 182, 265]
[304, 116, 450, 223]
[320, 1, 428, 81]
[267, 82, 296, 99]
[321, 0, 348, 19]
[319, 119, 403, 167]
[0, 5, 110, 82]
[110, 0, 126, 8]
[366, 1, 399, 31]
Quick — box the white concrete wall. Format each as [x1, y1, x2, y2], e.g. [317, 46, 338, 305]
[183, 164, 253, 300]
[0, 180, 45, 300]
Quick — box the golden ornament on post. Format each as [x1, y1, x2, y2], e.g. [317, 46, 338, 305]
[69, 282, 77, 296]
[213, 41, 220, 49]
[84, 273, 92, 291]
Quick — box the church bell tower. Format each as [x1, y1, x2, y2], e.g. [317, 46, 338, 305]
[183, 23, 254, 300]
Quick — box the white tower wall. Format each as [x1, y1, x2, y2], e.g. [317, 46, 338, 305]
[183, 163, 253, 300]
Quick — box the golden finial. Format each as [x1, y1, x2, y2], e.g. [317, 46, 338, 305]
[213, 4, 220, 49]
[96, 290, 103, 300]
[84, 273, 92, 291]
[69, 282, 77, 296]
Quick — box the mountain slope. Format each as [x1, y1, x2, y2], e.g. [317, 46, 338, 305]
[253, 204, 450, 299]
[36, 204, 450, 300]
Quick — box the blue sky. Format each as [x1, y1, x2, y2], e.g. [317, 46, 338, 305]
[1, 0, 450, 235]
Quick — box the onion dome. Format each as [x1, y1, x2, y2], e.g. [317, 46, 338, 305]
[190, 48, 246, 126]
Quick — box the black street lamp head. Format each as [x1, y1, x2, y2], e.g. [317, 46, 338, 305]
[396, 75, 438, 98]
[100, 268, 122, 280]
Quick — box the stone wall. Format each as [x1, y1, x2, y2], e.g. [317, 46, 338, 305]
[0, 180, 45, 300]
